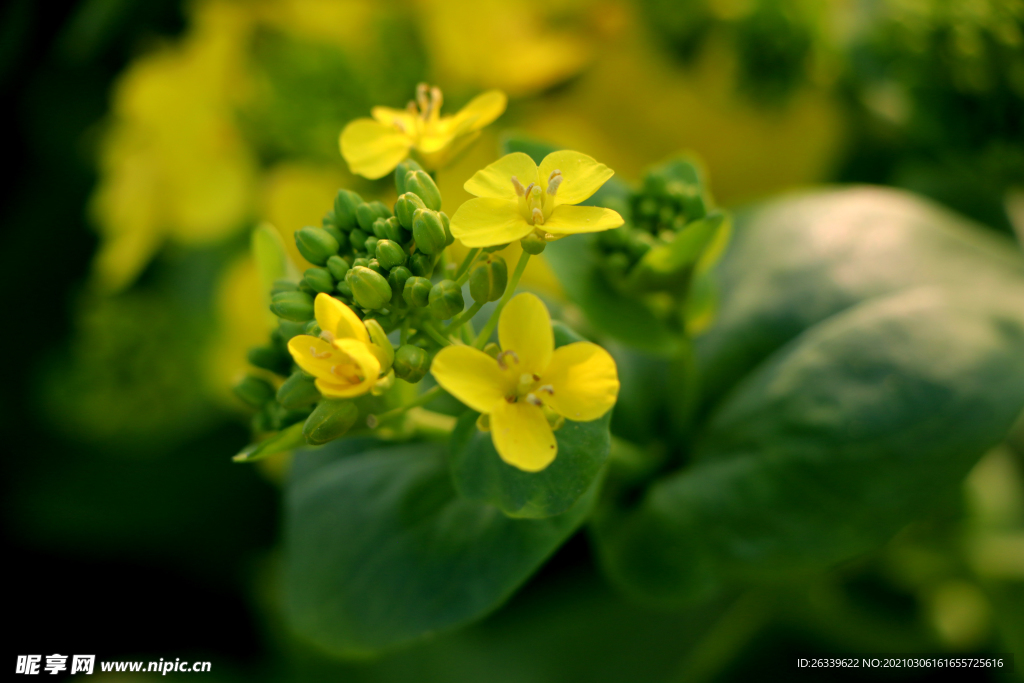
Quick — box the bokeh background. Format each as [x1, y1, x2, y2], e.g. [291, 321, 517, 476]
[3, 0, 1022, 680]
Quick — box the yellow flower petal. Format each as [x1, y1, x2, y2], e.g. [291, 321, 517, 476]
[463, 152, 539, 201]
[490, 399, 557, 472]
[314, 293, 369, 343]
[431, 345, 512, 413]
[543, 205, 623, 236]
[287, 335, 380, 398]
[449, 197, 534, 247]
[287, 335, 341, 378]
[498, 293, 553, 376]
[340, 118, 413, 179]
[325, 338, 382, 397]
[542, 342, 619, 422]
[370, 106, 418, 133]
[449, 90, 507, 135]
[539, 150, 614, 206]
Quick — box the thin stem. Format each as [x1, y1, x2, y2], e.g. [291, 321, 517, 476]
[422, 320, 451, 347]
[474, 251, 530, 348]
[368, 385, 444, 427]
[453, 247, 481, 283]
[445, 301, 483, 333]
[400, 317, 411, 345]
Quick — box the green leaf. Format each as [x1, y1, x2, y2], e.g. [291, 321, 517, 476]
[592, 189, 1024, 605]
[233, 422, 305, 463]
[544, 237, 682, 355]
[626, 212, 728, 292]
[285, 440, 596, 656]
[449, 411, 611, 519]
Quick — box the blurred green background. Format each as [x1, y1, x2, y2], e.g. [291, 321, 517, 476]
[2, 0, 1022, 680]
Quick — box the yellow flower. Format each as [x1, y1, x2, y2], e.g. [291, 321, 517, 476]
[340, 84, 507, 179]
[430, 293, 619, 472]
[450, 150, 624, 248]
[286, 294, 386, 398]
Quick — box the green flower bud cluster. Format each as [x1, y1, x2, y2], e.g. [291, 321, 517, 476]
[593, 157, 719, 294]
[236, 159, 479, 450]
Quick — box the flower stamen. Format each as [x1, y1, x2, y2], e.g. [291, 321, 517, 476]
[319, 330, 335, 343]
[496, 349, 520, 369]
[511, 176, 526, 197]
[310, 347, 332, 359]
[526, 393, 543, 406]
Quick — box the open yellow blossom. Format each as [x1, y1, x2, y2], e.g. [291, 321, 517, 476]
[450, 151, 624, 248]
[431, 293, 619, 472]
[286, 294, 385, 398]
[340, 84, 507, 179]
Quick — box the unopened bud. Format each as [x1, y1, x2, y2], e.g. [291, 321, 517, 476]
[440, 211, 454, 247]
[303, 267, 334, 293]
[483, 342, 500, 358]
[303, 399, 359, 445]
[247, 345, 290, 375]
[393, 344, 430, 383]
[387, 266, 412, 304]
[429, 279, 465, 320]
[394, 192, 426, 229]
[469, 255, 508, 303]
[326, 255, 350, 281]
[349, 229, 369, 253]
[364, 318, 394, 373]
[304, 321, 321, 336]
[333, 189, 364, 230]
[366, 258, 384, 275]
[408, 252, 435, 277]
[520, 232, 547, 255]
[295, 227, 340, 266]
[276, 371, 321, 409]
[394, 159, 424, 195]
[271, 290, 314, 321]
[277, 319, 307, 341]
[356, 201, 391, 232]
[403, 276, 432, 307]
[376, 239, 407, 269]
[233, 375, 275, 409]
[383, 216, 406, 242]
[404, 170, 442, 211]
[412, 208, 446, 255]
[271, 279, 298, 294]
[371, 217, 389, 239]
[348, 265, 392, 310]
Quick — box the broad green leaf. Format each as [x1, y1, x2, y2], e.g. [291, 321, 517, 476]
[627, 212, 728, 292]
[593, 188, 1024, 605]
[449, 412, 611, 519]
[285, 440, 596, 656]
[233, 422, 305, 463]
[695, 187, 1024, 409]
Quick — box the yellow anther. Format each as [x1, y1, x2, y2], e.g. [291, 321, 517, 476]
[538, 384, 554, 395]
[526, 393, 543, 406]
[496, 349, 520, 369]
[511, 176, 526, 197]
[546, 174, 563, 196]
[310, 346, 332, 359]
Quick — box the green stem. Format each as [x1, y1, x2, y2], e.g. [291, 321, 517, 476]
[445, 301, 483, 333]
[405, 408, 456, 439]
[453, 247, 481, 283]
[473, 251, 530, 348]
[368, 385, 444, 427]
[400, 317, 411, 345]
[422, 321, 451, 347]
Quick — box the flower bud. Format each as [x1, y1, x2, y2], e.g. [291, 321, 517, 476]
[303, 267, 334, 293]
[348, 265, 392, 310]
[278, 319, 307, 341]
[394, 192, 426, 229]
[349, 229, 369, 253]
[375, 239, 407, 269]
[404, 170, 442, 210]
[364, 318, 394, 373]
[233, 375, 275, 409]
[364, 235, 379, 256]
[303, 399, 359, 445]
[408, 252, 435, 277]
[352, 257, 370, 269]
[295, 227, 340, 266]
[271, 279, 298, 294]
[394, 159, 424, 195]
[271, 290, 314, 321]
[469, 256, 508, 303]
[247, 345, 290, 375]
[393, 344, 429, 383]
[429, 279, 464, 320]
[298, 280, 315, 295]
[304, 321, 321, 336]
[322, 224, 348, 251]
[382, 216, 406, 243]
[366, 258, 384, 275]
[403, 276, 432, 307]
[483, 342, 500, 358]
[276, 371, 320, 409]
[335, 280, 353, 299]
[412, 209, 446, 255]
[387, 266, 412, 304]
[371, 217, 390, 239]
[440, 211, 454, 247]
[326, 255, 350, 281]
[356, 201, 391, 232]
[333, 189, 363, 230]
[520, 232, 547, 255]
